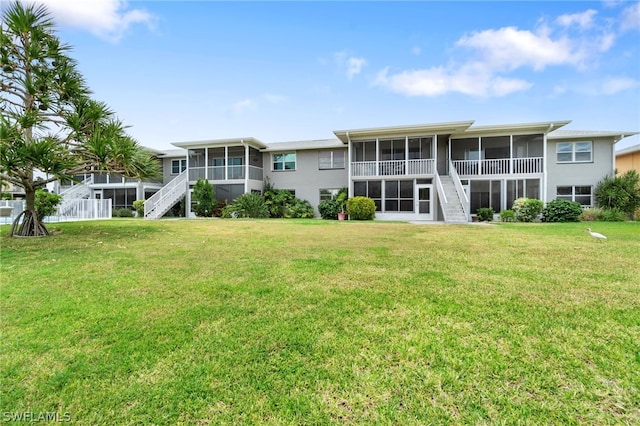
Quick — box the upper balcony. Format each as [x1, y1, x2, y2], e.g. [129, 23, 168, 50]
[351, 159, 435, 177]
[188, 165, 263, 182]
[452, 157, 543, 176]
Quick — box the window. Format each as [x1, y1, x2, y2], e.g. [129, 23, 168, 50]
[172, 159, 186, 174]
[273, 153, 296, 171]
[319, 150, 345, 169]
[384, 180, 414, 212]
[353, 180, 381, 211]
[556, 142, 592, 163]
[557, 186, 592, 206]
[320, 189, 341, 201]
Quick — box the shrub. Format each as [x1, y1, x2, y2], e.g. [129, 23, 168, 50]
[579, 208, 601, 222]
[598, 208, 626, 222]
[499, 209, 515, 222]
[192, 179, 215, 217]
[113, 208, 133, 217]
[541, 199, 583, 222]
[132, 200, 145, 217]
[284, 198, 315, 218]
[346, 196, 376, 220]
[222, 193, 269, 218]
[512, 197, 543, 222]
[34, 189, 62, 220]
[595, 170, 640, 219]
[264, 188, 295, 218]
[318, 189, 348, 220]
[476, 207, 494, 222]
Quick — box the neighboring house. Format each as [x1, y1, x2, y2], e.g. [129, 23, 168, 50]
[615, 144, 640, 175]
[58, 119, 637, 222]
[1, 180, 25, 199]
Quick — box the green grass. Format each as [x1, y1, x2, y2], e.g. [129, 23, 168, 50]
[1, 219, 639, 424]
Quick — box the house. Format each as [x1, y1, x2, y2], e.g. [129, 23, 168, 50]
[140, 120, 636, 222]
[615, 144, 640, 175]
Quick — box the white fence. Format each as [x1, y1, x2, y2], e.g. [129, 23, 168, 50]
[0, 199, 112, 224]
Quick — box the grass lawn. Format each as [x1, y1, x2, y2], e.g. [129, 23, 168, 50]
[1, 219, 639, 424]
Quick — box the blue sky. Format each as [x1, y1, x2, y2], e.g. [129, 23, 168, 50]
[16, 0, 640, 150]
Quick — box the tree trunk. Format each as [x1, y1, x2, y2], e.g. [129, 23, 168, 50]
[9, 187, 50, 237]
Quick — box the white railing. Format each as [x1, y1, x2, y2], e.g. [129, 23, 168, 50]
[144, 170, 187, 219]
[59, 176, 93, 199]
[449, 160, 469, 220]
[351, 159, 435, 177]
[452, 157, 543, 176]
[55, 199, 112, 221]
[193, 165, 264, 181]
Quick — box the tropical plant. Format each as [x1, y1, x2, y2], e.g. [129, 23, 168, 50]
[346, 196, 376, 220]
[192, 179, 215, 217]
[0, 2, 159, 237]
[318, 188, 348, 220]
[499, 209, 515, 222]
[284, 198, 314, 218]
[34, 189, 62, 221]
[512, 198, 543, 222]
[594, 170, 640, 219]
[221, 192, 269, 218]
[541, 199, 583, 222]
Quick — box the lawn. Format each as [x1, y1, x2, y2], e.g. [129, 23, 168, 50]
[1, 219, 639, 424]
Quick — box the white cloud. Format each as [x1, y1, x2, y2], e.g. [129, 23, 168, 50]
[556, 9, 598, 29]
[346, 57, 367, 79]
[23, 0, 157, 42]
[232, 99, 257, 114]
[620, 2, 640, 32]
[263, 93, 287, 104]
[333, 51, 367, 79]
[411, 46, 422, 56]
[601, 77, 640, 94]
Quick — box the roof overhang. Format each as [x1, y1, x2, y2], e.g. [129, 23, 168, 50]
[454, 120, 572, 138]
[615, 143, 640, 156]
[333, 121, 475, 143]
[262, 139, 344, 152]
[172, 137, 267, 150]
[549, 130, 639, 141]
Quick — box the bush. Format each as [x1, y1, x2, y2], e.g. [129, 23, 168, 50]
[541, 199, 583, 222]
[192, 179, 216, 217]
[512, 197, 543, 222]
[476, 207, 494, 222]
[222, 193, 269, 218]
[595, 170, 640, 219]
[264, 188, 295, 218]
[132, 200, 145, 217]
[499, 209, 515, 222]
[284, 198, 315, 218]
[598, 208, 626, 222]
[346, 196, 376, 220]
[113, 208, 133, 217]
[34, 189, 62, 220]
[579, 208, 601, 222]
[318, 189, 348, 220]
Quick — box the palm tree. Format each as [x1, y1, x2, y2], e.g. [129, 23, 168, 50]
[0, 2, 159, 237]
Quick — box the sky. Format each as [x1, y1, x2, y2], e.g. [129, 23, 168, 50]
[7, 0, 640, 151]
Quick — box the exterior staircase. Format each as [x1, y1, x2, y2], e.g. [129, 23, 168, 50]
[144, 170, 187, 219]
[59, 176, 92, 200]
[438, 175, 468, 223]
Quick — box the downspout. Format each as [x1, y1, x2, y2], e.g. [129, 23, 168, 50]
[346, 132, 352, 198]
[241, 139, 249, 194]
[542, 123, 555, 204]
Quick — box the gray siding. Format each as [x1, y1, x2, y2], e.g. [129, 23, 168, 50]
[264, 149, 348, 213]
[545, 139, 615, 203]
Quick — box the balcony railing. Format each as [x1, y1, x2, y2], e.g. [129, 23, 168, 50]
[351, 159, 435, 177]
[451, 157, 543, 176]
[189, 165, 263, 181]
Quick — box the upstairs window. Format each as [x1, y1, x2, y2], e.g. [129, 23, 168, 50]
[273, 153, 296, 171]
[319, 150, 345, 169]
[171, 159, 187, 174]
[557, 142, 592, 163]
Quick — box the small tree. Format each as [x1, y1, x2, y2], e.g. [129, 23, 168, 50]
[595, 170, 640, 219]
[34, 189, 62, 221]
[0, 2, 159, 237]
[192, 179, 215, 217]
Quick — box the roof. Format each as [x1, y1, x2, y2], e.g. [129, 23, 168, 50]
[172, 137, 267, 149]
[616, 144, 640, 156]
[333, 121, 475, 143]
[548, 129, 638, 140]
[156, 148, 187, 158]
[262, 138, 344, 152]
[457, 120, 571, 137]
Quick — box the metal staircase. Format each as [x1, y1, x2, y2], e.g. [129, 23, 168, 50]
[59, 176, 92, 200]
[144, 170, 187, 219]
[435, 165, 469, 224]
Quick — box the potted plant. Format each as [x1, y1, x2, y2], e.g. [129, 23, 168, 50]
[336, 191, 347, 220]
